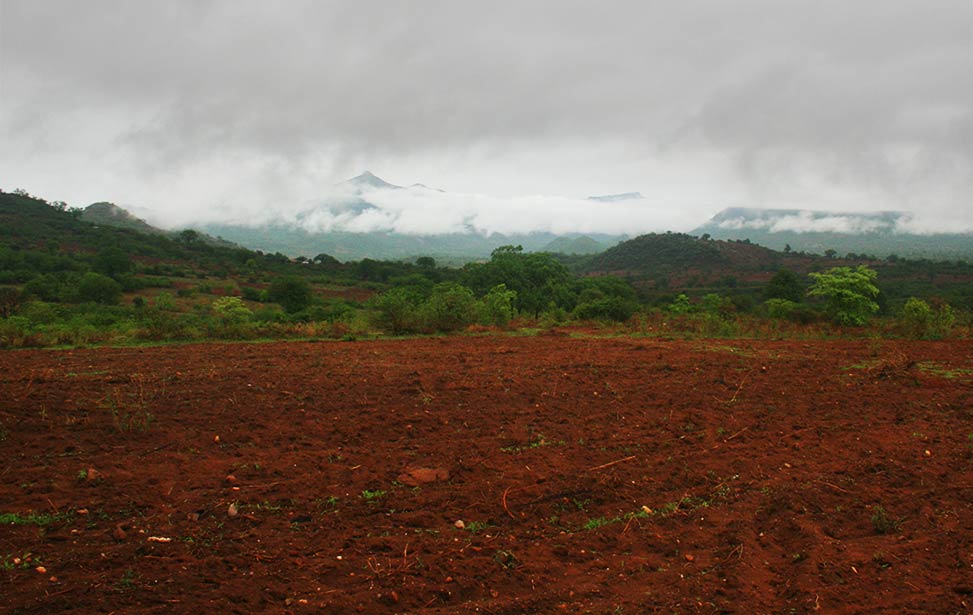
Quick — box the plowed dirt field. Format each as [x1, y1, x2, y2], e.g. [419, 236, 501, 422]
[2, 335, 973, 613]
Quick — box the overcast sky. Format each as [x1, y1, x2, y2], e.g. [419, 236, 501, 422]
[2, 1, 971, 234]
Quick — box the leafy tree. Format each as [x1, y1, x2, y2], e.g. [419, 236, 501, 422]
[667, 294, 692, 314]
[479, 284, 517, 326]
[765, 269, 804, 303]
[76, 272, 122, 305]
[423, 282, 477, 332]
[93, 247, 133, 279]
[212, 296, 252, 324]
[807, 265, 879, 325]
[267, 276, 313, 313]
[573, 276, 639, 322]
[0, 286, 23, 318]
[372, 287, 422, 334]
[901, 297, 955, 339]
[463, 246, 573, 316]
[764, 298, 797, 319]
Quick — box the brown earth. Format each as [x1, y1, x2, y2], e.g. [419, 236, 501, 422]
[1, 335, 973, 614]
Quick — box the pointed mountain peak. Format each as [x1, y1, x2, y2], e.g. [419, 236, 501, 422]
[342, 171, 401, 190]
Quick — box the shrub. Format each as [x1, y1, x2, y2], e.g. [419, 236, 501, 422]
[267, 276, 313, 313]
[372, 287, 422, 334]
[212, 296, 252, 324]
[901, 297, 955, 339]
[764, 298, 798, 320]
[479, 284, 517, 326]
[76, 272, 122, 305]
[574, 296, 636, 322]
[423, 282, 477, 332]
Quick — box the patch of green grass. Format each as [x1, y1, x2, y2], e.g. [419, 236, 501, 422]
[360, 489, 387, 502]
[0, 511, 70, 526]
[501, 433, 565, 453]
[115, 568, 138, 592]
[463, 520, 491, 534]
[870, 505, 902, 535]
[582, 516, 613, 531]
[1, 553, 40, 570]
[917, 362, 973, 380]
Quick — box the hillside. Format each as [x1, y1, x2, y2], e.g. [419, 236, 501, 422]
[82, 202, 166, 235]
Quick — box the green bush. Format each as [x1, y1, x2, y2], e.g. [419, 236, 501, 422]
[372, 287, 422, 334]
[479, 284, 517, 326]
[267, 276, 313, 313]
[764, 298, 798, 319]
[901, 297, 955, 339]
[76, 272, 122, 305]
[423, 282, 477, 332]
[574, 296, 636, 322]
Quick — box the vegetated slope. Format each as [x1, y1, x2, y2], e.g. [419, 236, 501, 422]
[584, 232, 794, 284]
[0, 190, 277, 269]
[82, 202, 240, 249]
[81, 202, 166, 235]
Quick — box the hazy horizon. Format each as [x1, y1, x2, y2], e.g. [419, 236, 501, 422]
[2, 1, 972, 235]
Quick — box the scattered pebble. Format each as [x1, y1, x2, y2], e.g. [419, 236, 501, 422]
[228, 502, 239, 517]
[685, 554, 695, 562]
[454, 520, 465, 529]
[214, 435, 220, 443]
[35, 566, 47, 574]
[225, 474, 237, 484]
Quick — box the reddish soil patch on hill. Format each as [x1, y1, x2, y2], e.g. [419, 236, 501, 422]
[2, 336, 973, 613]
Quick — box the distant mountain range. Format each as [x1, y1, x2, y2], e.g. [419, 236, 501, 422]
[199, 171, 627, 260]
[693, 207, 973, 260]
[78, 173, 973, 262]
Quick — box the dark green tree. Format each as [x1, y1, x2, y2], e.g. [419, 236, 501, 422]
[765, 269, 804, 303]
[423, 282, 477, 332]
[0, 286, 22, 318]
[76, 272, 122, 305]
[462, 246, 573, 316]
[94, 246, 133, 279]
[267, 276, 313, 313]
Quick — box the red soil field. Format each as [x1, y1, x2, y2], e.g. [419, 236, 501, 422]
[2, 335, 972, 614]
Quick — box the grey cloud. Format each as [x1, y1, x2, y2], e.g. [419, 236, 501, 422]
[1, 0, 971, 230]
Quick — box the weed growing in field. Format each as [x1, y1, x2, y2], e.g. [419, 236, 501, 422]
[115, 568, 138, 592]
[462, 520, 490, 533]
[493, 549, 520, 569]
[1, 553, 40, 570]
[0, 511, 70, 526]
[870, 505, 901, 534]
[360, 489, 387, 502]
[917, 362, 973, 380]
[101, 373, 158, 433]
[315, 496, 340, 513]
[583, 516, 612, 530]
[500, 433, 565, 453]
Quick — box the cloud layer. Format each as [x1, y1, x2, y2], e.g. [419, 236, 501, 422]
[2, 1, 971, 233]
